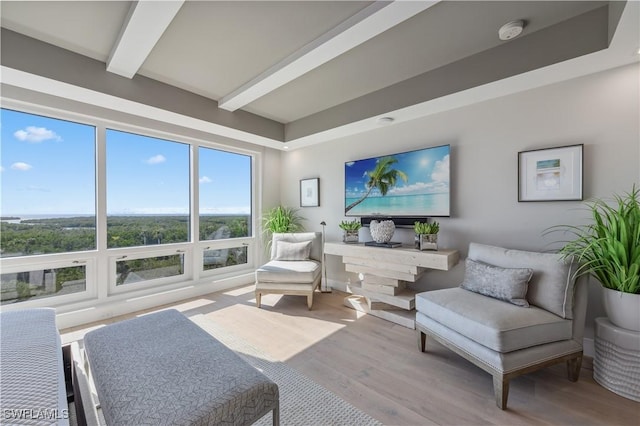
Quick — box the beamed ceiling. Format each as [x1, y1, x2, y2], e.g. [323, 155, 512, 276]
[1, 1, 639, 150]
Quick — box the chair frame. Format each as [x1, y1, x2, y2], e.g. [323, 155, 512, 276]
[416, 324, 582, 409]
[255, 276, 321, 310]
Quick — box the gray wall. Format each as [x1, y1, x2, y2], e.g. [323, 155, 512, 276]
[279, 63, 640, 345]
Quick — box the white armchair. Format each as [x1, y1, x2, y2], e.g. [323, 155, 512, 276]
[255, 232, 323, 310]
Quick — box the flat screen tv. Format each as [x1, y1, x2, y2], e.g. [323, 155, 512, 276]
[345, 144, 450, 222]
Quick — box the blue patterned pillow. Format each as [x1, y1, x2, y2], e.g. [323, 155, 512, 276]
[461, 258, 533, 307]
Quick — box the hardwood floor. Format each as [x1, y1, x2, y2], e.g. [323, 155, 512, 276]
[61, 285, 639, 425]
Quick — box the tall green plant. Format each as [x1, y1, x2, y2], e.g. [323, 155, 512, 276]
[552, 186, 640, 294]
[261, 206, 305, 251]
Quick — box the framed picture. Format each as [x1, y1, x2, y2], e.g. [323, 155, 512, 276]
[518, 144, 583, 202]
[300, 178, 320, 207]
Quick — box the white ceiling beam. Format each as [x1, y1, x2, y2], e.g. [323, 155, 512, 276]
[107, 0, 184, 79]
[219, 0, 440, 112]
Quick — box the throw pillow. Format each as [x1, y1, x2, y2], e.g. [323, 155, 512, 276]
[467, 242, 577, 318]
[274, 240, 312, 261]
[460, 258, 533, 307]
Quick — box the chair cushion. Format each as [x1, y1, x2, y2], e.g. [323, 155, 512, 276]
[416, 288, 572, 353]
[468, 242, 577, 319]
[271, 232, 322, 262]
[460, 258, 532, 307]
[255, 260, 320, 284]
[274, 240, 311, 261]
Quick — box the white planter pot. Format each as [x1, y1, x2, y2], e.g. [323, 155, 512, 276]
[602, 287, 640, 332]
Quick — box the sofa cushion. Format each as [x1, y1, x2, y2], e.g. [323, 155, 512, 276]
[255, 260, 320, 283]
[415, 288, 572, 353]
[468, 243, 577, 319]
[460, 258, 532, 307]
[274, 240, 311, 261]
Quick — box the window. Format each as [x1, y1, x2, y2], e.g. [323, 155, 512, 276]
[106, 130, 190, 248]
[203, 245, 248, 271]
[1, 265, 87, 304]
[116, 253, 184, 286]
[199, 147, 251, 241]
[1, 105, 257, 308]
[0, 108, 96, 257]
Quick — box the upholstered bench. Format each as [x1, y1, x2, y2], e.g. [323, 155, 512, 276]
[0, 308, 70, 426]
[416, 243, 587, 409]
[84, 309, 279, 425]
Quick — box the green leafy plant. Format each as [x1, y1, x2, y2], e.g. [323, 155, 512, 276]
[339, 219, 362, 231]
[261, 206, 305, 251]
[414, 221, 440, 235]
[551, 186, 640, 294]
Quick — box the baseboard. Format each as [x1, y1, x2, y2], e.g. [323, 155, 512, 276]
[583, 337, 594, 358]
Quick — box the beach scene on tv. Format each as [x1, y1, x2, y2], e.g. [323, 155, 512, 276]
[345, 145, 450, 217]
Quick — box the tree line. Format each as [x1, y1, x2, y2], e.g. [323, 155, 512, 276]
[0, 215, 251, 257]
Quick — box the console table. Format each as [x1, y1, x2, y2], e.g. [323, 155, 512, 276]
[324, 242, 459, 328]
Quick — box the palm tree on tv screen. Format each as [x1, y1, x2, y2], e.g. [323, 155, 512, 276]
[345, 156, 408, 213]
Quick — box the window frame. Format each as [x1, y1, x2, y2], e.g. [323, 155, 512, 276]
[0, 99, 260, 309]
[0, 256, 97, 307]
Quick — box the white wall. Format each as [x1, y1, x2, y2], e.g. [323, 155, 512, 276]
[279, 63, 640, 345]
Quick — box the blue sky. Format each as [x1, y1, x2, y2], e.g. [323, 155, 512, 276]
[345, 144, 450, 199]
[1, 108, 251, 216]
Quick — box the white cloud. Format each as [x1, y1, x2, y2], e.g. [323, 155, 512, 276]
[0, 166, 4, 172]
[389, 182, 433, 195]
[14, 126, 62, 143]
[10, 162, 33, 171]
[145, 154, 166, 165]
[199, 176, 212, 184]
[431, 154, 450, 183]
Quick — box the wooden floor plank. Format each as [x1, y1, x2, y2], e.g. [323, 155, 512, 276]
[61, 285, 640, 425]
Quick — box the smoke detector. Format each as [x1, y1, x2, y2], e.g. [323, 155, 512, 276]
[498, 20, 525, 41]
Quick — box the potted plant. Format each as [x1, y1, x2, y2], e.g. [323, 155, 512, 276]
[339, 219, 361, 243]
[261, 206, 304, 252]
[414, 221, 439, 251]
[553, 186, 639, 331]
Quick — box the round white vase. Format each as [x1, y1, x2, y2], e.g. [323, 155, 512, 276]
[369, 220, 395, 243]
[602, 287, 640, 332]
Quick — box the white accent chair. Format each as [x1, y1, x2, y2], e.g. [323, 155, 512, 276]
[255, 232, 323, 310]
[416, 243, 587, 409]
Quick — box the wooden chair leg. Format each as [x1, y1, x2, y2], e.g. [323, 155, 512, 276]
[493, 375, 509, 410]
[567, 355, 582, 382]
[307, 293, 313, 310]
[417, 329, 426, 352]
[256, 292, 262, 308]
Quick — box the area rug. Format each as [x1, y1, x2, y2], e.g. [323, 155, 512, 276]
[189, 315, 383, 426]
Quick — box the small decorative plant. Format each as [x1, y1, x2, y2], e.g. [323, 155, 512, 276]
[414, 221, 440, 235]
[339, 219, 362, 231]
[551, 186, 640, 295]
[339, 219, 361, 243]
[414, 221, 439, 250]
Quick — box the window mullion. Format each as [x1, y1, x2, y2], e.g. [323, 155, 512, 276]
[191, 144, 200, 281]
